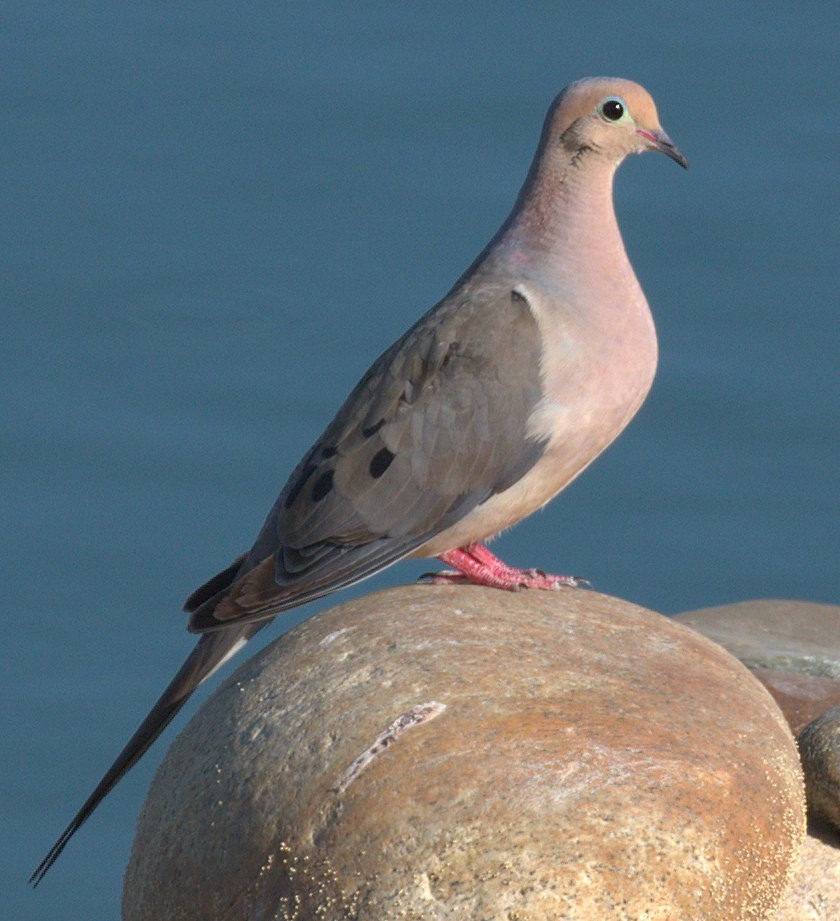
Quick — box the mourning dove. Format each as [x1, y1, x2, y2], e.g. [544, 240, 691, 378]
[31, 76, 687, 884]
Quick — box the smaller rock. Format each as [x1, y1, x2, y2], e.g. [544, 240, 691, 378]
[674, 600, 840, 732]
[798, 705, 840, 830]
[753, 670, 840, 736]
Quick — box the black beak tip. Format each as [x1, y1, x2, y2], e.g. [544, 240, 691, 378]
[661, 142, 689, 170]
[672, 148, 689, 170]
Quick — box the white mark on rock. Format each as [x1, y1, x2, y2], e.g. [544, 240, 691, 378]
[335, 701, 446, 795]
[319, 626, 357, 647]
[415, 871, 435, 901]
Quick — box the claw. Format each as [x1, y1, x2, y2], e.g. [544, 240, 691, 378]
[426, 544, 588, 593]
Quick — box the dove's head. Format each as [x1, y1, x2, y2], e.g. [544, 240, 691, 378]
[547, 77, 688, 169]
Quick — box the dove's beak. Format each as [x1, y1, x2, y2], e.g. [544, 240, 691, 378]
[638, 127, 689, 169]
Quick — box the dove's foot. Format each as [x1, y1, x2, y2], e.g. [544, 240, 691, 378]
[419, 542, 588, 590]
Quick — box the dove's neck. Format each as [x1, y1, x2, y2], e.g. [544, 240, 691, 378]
[494, 151, 634, 293]
[483, 147, 659, 429]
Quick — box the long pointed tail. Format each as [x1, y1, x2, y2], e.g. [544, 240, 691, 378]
[29, 621, 267, 886]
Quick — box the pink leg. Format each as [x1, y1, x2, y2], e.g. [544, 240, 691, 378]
[420, 543, 587, 590]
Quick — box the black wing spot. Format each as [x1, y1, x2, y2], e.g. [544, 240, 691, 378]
[320, 445, 337, 459]
[311, 469, 335, 503]
[284, 462, 317, 509]
[369, 447, 395, 479]
[362, 419, 385, 438]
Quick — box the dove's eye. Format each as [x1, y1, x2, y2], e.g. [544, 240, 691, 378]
[599, 96, 628, 122]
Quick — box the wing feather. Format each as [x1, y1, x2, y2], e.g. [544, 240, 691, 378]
[189, 283, 547, 631]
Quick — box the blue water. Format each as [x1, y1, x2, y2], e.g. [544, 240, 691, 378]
[3, 4, 838, 917]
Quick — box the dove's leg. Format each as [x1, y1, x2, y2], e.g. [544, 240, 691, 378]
[421, 542, 586, 590]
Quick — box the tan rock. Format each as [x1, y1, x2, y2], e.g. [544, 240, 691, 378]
[674, 600, 840, 681]
[123, 586, 804, 920]
[772, 825, 840, 920]
[753, 670, 840, 736]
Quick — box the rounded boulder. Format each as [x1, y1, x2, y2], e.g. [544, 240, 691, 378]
[123, 585, 804, 920]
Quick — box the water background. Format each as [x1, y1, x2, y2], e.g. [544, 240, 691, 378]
[3, 4, 838, 917]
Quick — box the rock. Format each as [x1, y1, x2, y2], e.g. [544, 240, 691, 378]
[674, 599, 840, 686]
[675, 600, 840, 834]
[753, 670, 840, 736]
[798, 705, 840, 830]
[123, 586, 804, 920]
[772, 824, 840, 920]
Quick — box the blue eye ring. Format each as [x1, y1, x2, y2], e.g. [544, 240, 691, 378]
[599, 96, 627, 122]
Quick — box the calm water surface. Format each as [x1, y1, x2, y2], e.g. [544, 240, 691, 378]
[3, 4, 838, 917]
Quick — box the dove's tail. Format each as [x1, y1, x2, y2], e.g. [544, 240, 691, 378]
[29, 620, 266, 886]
